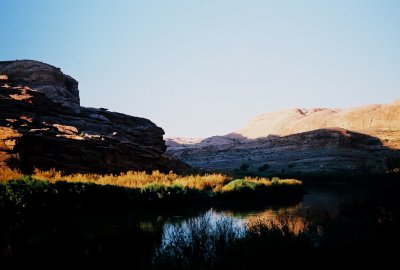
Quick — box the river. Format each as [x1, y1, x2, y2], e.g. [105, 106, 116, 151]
[2, 183, 398, 268]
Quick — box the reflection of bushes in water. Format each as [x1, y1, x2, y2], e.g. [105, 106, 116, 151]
[154, 213, 243, 269]
[246, 214, 309, 236]
[153, 212, 313, 269]
[153, 195, 400, 269]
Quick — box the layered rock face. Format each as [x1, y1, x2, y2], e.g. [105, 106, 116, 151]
[167, 102, 400, 174]
[0, 60, 188, 174]
[233, 102, 400, 140]
[0, 60, 80, 111]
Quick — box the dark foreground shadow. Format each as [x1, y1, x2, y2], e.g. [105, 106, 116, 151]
[0, 208, 163, 269]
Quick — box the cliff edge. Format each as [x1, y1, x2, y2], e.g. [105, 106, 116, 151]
[0, 60, 188, 174]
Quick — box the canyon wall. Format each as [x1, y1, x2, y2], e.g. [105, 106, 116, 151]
[0, 60, 188, 174]
[167, 101, 400, 175]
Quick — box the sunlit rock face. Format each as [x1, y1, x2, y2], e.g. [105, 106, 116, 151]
[167, 101, 400, 175]
[0, 60, 189, 174]
[233, 102, 400, 140]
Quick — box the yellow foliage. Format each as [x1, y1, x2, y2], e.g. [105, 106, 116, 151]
[244, 176, 272, 186]
[0, 168, 302, 191]
[0, 167, 22, 183]
[246, 215, 309, 236]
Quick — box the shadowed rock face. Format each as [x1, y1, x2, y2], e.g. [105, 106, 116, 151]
[168, 129, 399, 174]
[0, 60, 80, 111]
[167, 102, 400, 175]
[0, 60, 188, 174]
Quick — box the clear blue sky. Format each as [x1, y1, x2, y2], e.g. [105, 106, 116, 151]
[1, 0, 399, 137]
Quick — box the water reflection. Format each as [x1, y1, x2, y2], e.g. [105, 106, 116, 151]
[3, 184, 398, 268]
[159, 206, 307, 250]
[153, 184, 400, 268]
[158, 184, 376, 250]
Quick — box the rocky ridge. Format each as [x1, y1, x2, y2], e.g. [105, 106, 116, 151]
[233, 101, 400, 140]
[167, 101, 400, 174]
[0, 60, 188, 174]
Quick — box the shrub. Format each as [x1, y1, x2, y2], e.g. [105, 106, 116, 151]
[2, 176, 56, 208]
[239, 164, 249, 171]
[271, 177, 280, 186]
[258, 163, 269, 172]
[222, 179, 258, 192]
[141, 183, 184, 200]
[0, 169, 302, 209]
[0, 167, 22, 183]
[386, 155, 400, 173]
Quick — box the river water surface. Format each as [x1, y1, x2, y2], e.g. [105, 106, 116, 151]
[2, 184, 397, 268]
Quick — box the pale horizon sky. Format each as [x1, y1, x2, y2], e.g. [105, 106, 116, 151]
[1, 0, 399, 138]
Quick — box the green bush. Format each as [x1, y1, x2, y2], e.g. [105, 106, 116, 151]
[140, 183, 208, 203]
[258, 163, 269, 172]
[141, 183, 190, 199]
[3, 176, 56, 208]
[222, 179, 259, 192]
[141, 183, 169, 199]
[0, 175, 302, 210]
[239, 164, 250, 171]
[271, 177, 281, 186]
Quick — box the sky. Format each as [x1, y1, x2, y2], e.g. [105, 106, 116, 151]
[1, 0, 399, 138]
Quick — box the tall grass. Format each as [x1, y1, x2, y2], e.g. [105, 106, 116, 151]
[0, 167, 22, 182]
[0, 167, 303, 210]
[0, 167, 301, 192]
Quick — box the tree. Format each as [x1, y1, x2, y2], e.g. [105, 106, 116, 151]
[386, 155, 400, 173]
[239, 164, 250, 171]
[258, 163, 269, 172]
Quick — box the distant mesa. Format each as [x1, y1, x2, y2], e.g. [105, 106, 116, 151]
[167, 100, 400, 175]
[0, 60, 189, 174]
[232, 102, 400, 139]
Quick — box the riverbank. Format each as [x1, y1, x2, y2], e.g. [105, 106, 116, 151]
[0, 169, 303, 211]
[1, 182, 399, 269]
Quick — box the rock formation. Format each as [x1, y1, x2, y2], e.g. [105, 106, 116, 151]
[0, 60, 188, 174]
[167, 101, 400, 175]
[232, 102, 400, 140]
[0, 60, 80, 111]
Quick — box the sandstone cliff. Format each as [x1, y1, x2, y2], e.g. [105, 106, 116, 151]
[0, 60, 80, 111]
[167, 102, 400, 175]
[233, 102, 400, 141]
[0, 60, 188, 174]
